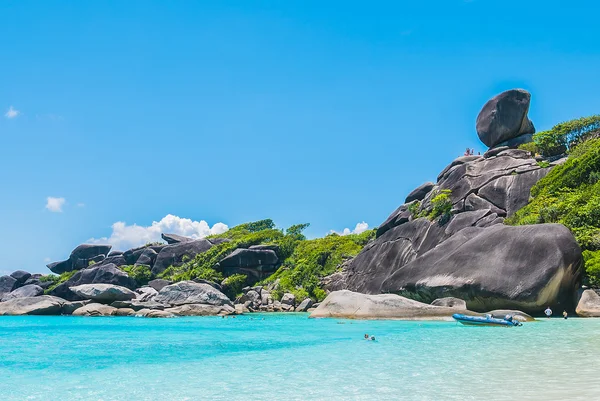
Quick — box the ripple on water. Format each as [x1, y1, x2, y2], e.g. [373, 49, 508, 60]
[0, 314, 599, 400]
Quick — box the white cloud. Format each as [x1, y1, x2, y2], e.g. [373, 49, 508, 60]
[88, 214, 229, 250]
[5, 106, 20, 119]
[46, 197, 66, 212]
[77, 203, 85, 207]
[329, 221, 369, 236]
[44, 257, 51, 263]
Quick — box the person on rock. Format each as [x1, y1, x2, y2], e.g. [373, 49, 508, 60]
[563, 310, 568, 319]
[544, 306, 553, 318]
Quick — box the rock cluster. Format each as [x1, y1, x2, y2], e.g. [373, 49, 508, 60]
[325, 90, 583, 315]
[233, 284, 313, 313]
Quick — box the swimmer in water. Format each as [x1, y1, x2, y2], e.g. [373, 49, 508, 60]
[364, 334, 369, 339]
[371, 336, 376, 341]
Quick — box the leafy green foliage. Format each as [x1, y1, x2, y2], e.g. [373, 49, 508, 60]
[221, 273, 248, 299]
[584, 250, 600, 287]
[428, 189, 453, 224]
[507, 138, 600, 253]
[537, 161, 551, 168]
[518, 141, 539, 155]
[44, 270, 78, 293]
[121, 265, 153, 287]
[533, 115, 600, 157]
[157, 218, 374, 302]
[161, 226, 285, 282]
[263, 229, 376, 302]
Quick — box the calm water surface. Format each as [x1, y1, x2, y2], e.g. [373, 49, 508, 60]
[0, 313, 598, 400]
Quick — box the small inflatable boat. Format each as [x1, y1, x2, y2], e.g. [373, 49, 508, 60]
[452, 313, 522, 327]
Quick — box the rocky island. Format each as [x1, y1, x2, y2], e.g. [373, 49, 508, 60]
[2, 89, 600, 320]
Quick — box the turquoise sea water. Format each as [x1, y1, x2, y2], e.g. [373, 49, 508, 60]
[1, 314, 599, 401]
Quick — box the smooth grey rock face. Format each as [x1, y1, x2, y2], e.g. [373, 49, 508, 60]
[148, 279, 171, 292]
[379, 224, 581, 313]
[0, 296, 66, 315]
[46, 244, 112, 274]
[122, 244, 165, 265]
[218, 248, 279, 268]
[154, 281, 232, 307]
[430, 297, 467, 310]
[135, 248, 158, 266]
[152, 240, 213, 275]
[309, 290, 472, 320]
[0, 275, 18, 298]
[161, 233, 194, 244]
[10, 270, 31, 284]
[111, 300, 167, 311]
[295, 298, 313, 312]
[576, 289, 600, 317]
[135, 286, 158, 302]
[69, 284, 136, 303]
[165, 304, 235, 316]
[97, 254, 128, 267]
[240, 290, 261, 309]
[61, 300, 90, 315]
[72, 303, 117, 317]
[1, 284, 43, 302]
[281, 293, 296, 306]
[476, 89, 535, 148]
[135, 309, 174, 318]
[50, 263, 136, 301]
[405, 182, 435, 203]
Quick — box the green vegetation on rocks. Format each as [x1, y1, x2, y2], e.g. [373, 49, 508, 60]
[263, 230, 375, 302]
[507, 137, 600, 284]
[519, 115, 600, 157]
[156, 218, 375, 302]
[121, 265, 153, 287]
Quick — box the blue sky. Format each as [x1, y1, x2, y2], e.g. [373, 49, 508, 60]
[1, 0, 600, 274]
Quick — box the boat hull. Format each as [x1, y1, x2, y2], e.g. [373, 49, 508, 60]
[452, 313, 519, 327]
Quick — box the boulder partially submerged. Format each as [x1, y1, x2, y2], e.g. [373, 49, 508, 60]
[576, 289, 600, 317]
[0, 296, 67, 315]
[309, 290, 475, 320]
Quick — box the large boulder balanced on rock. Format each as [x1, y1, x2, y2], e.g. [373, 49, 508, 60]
[309, 290, 475, 320]
[47, 244, 112, 274]
[152, 240, 213, 275]
[154, 281, 233, 307]
[69, 284, 136, 303]
[476, 89, 535, 148]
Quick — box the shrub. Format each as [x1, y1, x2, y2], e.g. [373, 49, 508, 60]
[518, 142, 539, 155]
[262, 229, 376, 301]
[507, 138, 600, 253]
[44, 270, 78, 293]
[221, 273, 248, 299]
[121, 265, 153, 287]
[533, 115, 600, 157]
[584, 250, 600, 287]
[429, 189, 453, 224]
